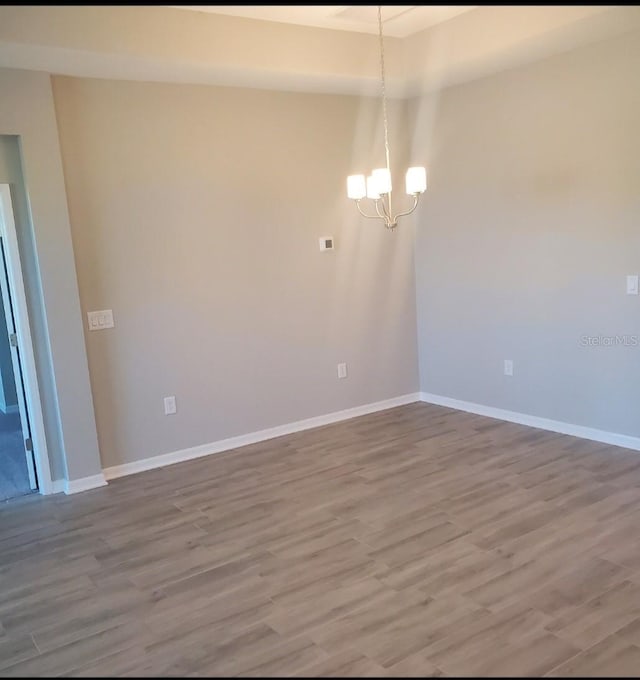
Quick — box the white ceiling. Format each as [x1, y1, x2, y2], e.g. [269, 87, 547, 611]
[1, 5, 639, 97]
[170, 5, 476, 38]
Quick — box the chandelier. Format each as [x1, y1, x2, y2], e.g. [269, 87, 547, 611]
[346, 6, 426, 231]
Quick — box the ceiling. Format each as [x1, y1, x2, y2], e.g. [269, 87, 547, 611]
[1, 5, 639, 97]
[170, 5, 476, 38]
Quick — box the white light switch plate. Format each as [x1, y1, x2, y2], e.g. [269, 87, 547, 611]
[627, 275, 639, 295]
[88, 309, 114, 330]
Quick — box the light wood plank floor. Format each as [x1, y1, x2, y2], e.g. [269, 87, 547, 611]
[3, 402, 640, 676]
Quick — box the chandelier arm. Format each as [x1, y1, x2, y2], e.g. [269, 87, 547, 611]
[355, 199, 384, 220]
[392, 194, 420, 221]
[375, 196, 390, 220]
[375, 200, 390, 227]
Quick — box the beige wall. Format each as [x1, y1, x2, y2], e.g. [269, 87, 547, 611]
[6, 17, 637, 483]
[52, 77, 419, 469]
[0, 72, 102, 483]
[411, 29, 640, 437]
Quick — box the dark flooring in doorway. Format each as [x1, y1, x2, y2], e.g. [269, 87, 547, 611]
[0, 410, 33, 502]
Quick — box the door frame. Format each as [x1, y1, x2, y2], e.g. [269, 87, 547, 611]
[0, 184, 52, 494]
[0, 252, 37, 490]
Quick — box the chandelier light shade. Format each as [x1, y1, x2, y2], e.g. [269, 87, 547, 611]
[347, 6, 427, 231]
[405, 166, 427, 194]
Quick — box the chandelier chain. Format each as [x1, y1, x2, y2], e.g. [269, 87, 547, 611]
[377, 5, 391, 175]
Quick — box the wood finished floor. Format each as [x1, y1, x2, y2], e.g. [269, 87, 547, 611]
[2, 402, 640, 676]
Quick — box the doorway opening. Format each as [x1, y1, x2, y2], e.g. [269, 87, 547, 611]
[0, 184, 51, 499]
[0, 235, 36, 500]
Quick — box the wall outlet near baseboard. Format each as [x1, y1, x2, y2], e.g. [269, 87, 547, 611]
[504, 359, 513, 376]
[164, 396, 177, 415]
[337, 362, 347, 379]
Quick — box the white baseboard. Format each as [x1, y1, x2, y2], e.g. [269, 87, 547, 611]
[420, 392, 640, 452]
[49, 479, 65, 495]
[63, 472, 108, 495]
[103, 392, 421, 481]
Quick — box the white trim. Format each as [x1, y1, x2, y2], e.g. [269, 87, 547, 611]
[420, 392, 640, 452]
[104, 393, 421, 480]
[0, 185, 53, 494]
[63, 473, 107, 495]
[50, 479, 65, 495]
